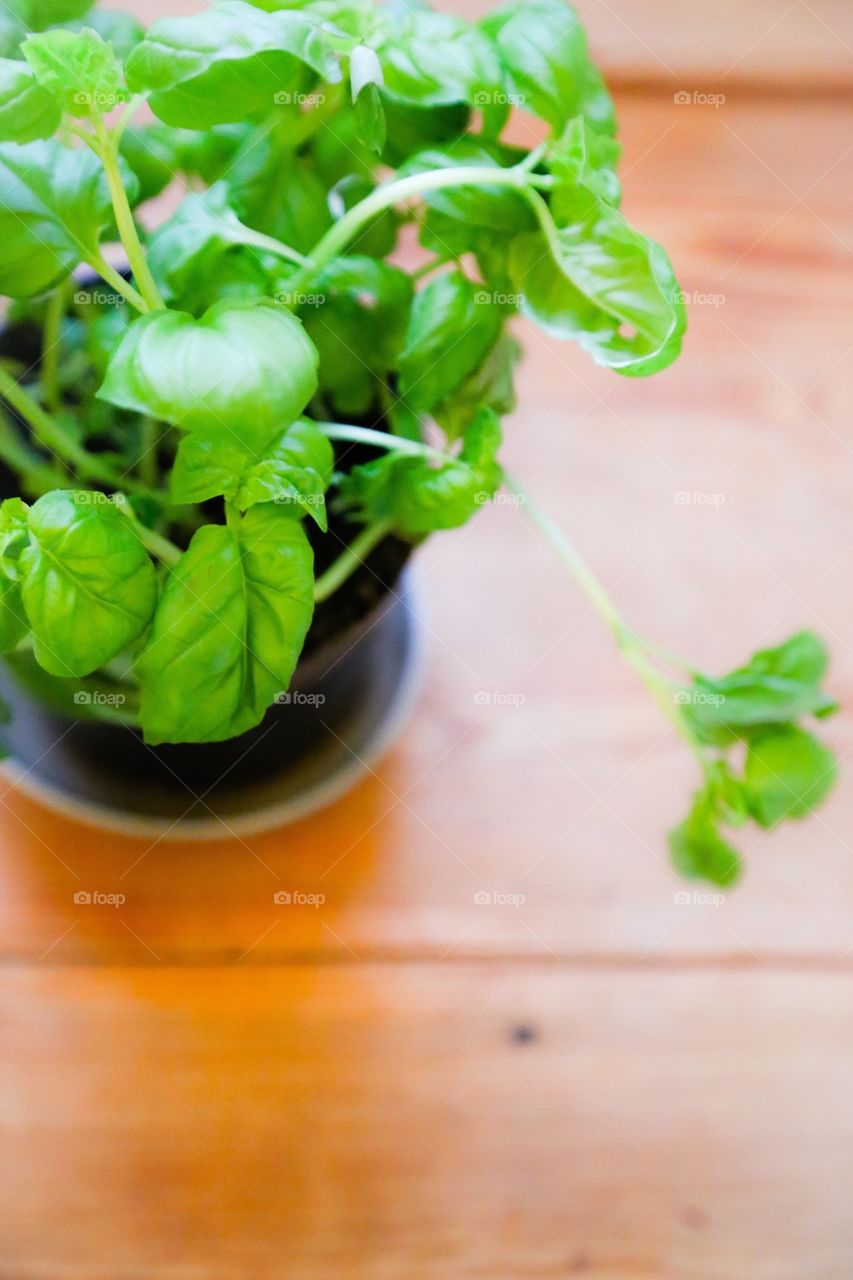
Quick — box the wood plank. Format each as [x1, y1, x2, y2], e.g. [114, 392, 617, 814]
[2, 97, 851, 964]
[126, 0, 853, 89]
[2, 963, 853, 1278]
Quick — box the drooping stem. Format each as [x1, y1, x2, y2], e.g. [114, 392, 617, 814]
[92, 113, 165, 313]
[85, 250, 148, 313]
[313, 519, 393, 604]
[501, 469, 708, 770]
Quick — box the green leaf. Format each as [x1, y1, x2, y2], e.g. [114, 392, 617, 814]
[0, 572, 27, 654]
[138, 505, 314, 745]
[745, 726, 838, 828]
[125, 0, 341, 129]
[23, 27, 124, 118]
[145, 182, 296, 308]
[5, 0, 93, 32]
[0, 58, 61, 143]
[668, 792, 742, 887]
[340, 407, 502, 536]
[170, 417, 334, 530]
[0, 139, 136, 297]
[434, 332, 520, 441]
[350, 43, 385, 155]
[481, 0, 615, 135]
[705, 760, 750, 829]
[0, 496, 30, 579]
[743, 630, 830, 687]
[227, 140, 333, 255]
[379, 99, 470, 168]
[298, 254, 412, 416]
[549, 115, 621, 208]
[19, 490, 158, 679]
[119, 124, 178, 203]
[372, 6, 502, 108]
[398, 270, 502, 413]
[62, 11, 144, 61]
[509, 209, 686, 377]
[98, 300, 319, 449]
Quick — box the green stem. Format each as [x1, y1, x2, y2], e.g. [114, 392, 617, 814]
[317, 421, 450, 463]
[92, 113, 165, 313]
[292, 164, 534, 293]
[501, 469, 708, 769]
[85, 250, 148, 313]
[0, 364, 158, 498]
[41, 283, 66, 413]
[313, 519, 393, 604]
[113, 494, 182, 567]
[138, 418, 161, 489]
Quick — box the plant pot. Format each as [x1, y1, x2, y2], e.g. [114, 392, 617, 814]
[0, 566, 426, 839]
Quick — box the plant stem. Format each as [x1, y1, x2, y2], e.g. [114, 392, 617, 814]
[113, 494, 182, 567]
[501, 469, 708, 769]
[92, 113, 165, 313]
[317, 421, 450, 463]
[138, 418, 161, 489]
[292, 164, 534, 293]
[41, 283, 66, 413]
[313, 519, 393, 604]
[0, 364, 158, 498]
[85, 250, 148, 313]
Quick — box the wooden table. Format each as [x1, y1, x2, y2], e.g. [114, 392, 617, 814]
[2, 4, 853, 1276]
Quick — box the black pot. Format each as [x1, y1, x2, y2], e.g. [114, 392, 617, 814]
[0, 569, 425, 837]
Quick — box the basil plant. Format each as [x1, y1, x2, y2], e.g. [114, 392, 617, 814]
[0, 0, 838, 882]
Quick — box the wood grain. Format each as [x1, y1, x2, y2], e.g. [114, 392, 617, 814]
[3, 965, 853, 1280]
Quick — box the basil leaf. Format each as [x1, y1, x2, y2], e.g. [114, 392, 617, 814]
[98, 301, 319, 449]
[743, 630, 830, 687]
[146, 182, 297, 308]
[119, 124, 178, 203]
[62, 11, 144, 61]
[0, 140, 135, 297]
[0, 58, 61, 143]
[435, 332, 520, 441]
[509, 210, 685, 377]
[350, 43, 385, 155]
[0, 573, 27, 654]
[398, 270, 501, 412]
[668, 792, 741, 887]
[22, 27, 124, 118]
[19, 490, 158, 679]
[227, 140, 333, 255]
[745, 727, 838, 828]
[170, 417, 334, 530]
[5, 0, 93, 31]
[549, 115, 621, 208]
[380, 99, 470, 168]
[481, 0, 615, 135]
[372, 6, 502, 108]
[299, 255, 412, 416]
[138, 506, 314, 745]
[126, 0, 341, 129]
[340, 407, 502, 535]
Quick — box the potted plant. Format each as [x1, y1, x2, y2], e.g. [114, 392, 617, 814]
[0, 0, 838, 872]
